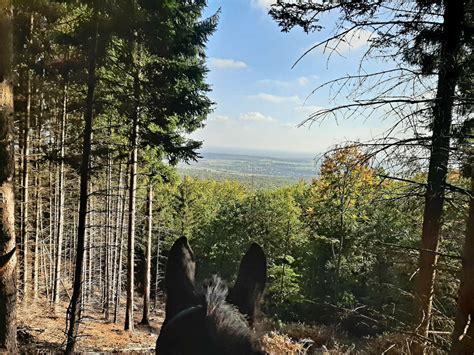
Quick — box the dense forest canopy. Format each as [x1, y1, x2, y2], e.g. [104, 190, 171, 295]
[0, 0, 472, 354]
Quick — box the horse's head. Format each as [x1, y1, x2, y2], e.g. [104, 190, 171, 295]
[156, 237, 267, 355]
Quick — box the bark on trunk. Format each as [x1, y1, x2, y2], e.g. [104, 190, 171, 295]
[450, 178, 474, 354]
[53, 79, 67, 307]
[104, 151, 112, 320]
[114, 171, 126, 323]
[0, 0, 17, 350]
[124, 62, 140, 332]
[33, 75, 44, 302]
[111, 162, 123, 321]
[140, 181, 153, 325]
[65, 4, 99, 352]
[154, 230, 161, 309]
[33, 166, 40, 301]
[413, 0, 465, 352]
[21, 60, 31, 302]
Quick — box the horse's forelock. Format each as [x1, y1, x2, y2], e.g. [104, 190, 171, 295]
[200, 276, 264, 354]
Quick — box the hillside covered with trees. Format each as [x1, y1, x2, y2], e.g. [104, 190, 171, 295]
[0, 0, 472, 354]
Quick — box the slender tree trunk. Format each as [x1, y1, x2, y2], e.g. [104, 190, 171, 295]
[124, 64, 140, 332]
[41, 237, 49, 300]
[48, 158, 54, 297]
[111, 162, 123, 321]
[33, 74, 44, 302]
[450, 178, 474, 354]
[21, 55, 32, 302]
[140, 181, 153, 325]
[65, 4, 99, 352]
[413, 1, 465, 352]
[0, 0, 17, 350]
[154, 229, 161, 310]
[87, 188, 93, 303]
[104, 152, 112, 320]
[33, 170, 41, 301]
[114, 171, 127, 323]
[53, 79, 67, 307]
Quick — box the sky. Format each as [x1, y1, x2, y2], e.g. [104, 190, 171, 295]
[191, 0, 397, 156]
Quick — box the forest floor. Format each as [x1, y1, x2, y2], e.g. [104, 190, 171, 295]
[16, 300, 429, 354]
[17, 300, 161, 354]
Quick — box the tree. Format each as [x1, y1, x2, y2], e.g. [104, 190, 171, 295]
[450, 119, 474, 354]
[450, 178, 474, 353]
[270, 1, 472, 349]
[305, 147, 379, 304]
[0, 0, 17, 350]
[65, 1, 101, 352]
[140, 179, 153, 325]
[113, 0, 218, 331]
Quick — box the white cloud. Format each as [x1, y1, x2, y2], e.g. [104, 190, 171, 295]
[256, 79, 292, 88]
[257, 76, 313, 88]
[240, 112, 277, 123]
[209, 57, 248, 70]
[249, 93, 301, 104]
[250, 0, 275, 10]
[298, 76, 310, 86]
[209, 115, 231, 123]
[305, 28, 373, 55]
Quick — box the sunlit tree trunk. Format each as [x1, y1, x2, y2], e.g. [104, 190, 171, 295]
[114, 169, 126, 323]
[32, 73, 45, 302]
[104, 150, 112, 320]
[0, 0, 17, 350]
[33, 166, 41, 301]
[140, 181, 153, 325]
[154, 230, 161, 310]
[87, 185, 93, 303]
[111, 162, 123, 320]
[53, 79, 67, 307]
[125, 59, 140, 332]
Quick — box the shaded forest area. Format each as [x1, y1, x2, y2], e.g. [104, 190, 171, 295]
[0, 0, 473, 354]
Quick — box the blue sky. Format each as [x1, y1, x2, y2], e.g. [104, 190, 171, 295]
[192, 0, 396, 155]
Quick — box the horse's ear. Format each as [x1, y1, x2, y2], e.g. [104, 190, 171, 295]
[164, 237, 198, 321]
[228, 243, 267, 325]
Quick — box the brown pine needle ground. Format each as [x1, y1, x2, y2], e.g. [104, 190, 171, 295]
[18, 300, 162, 353]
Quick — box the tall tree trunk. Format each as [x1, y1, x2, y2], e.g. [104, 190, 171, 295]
[450, 178, 474, 354]
[65, 4, 99, 352]
[111, 162, 123, 321]
[87, 187, 93, 304]
[53, 79, 67, 307]
[33, 167, 41, 301]
[124, 63, 139, 332]
[0, 0, 17, 350]
[114, 171, 126, 323]
[33, 74, 44, 302]
[104, 151, 112, 320]
[140, 181, 153, 325]
[413, 0, 465, 351]
[48, 158, 54, 296]
[21, 54, 31, 302]
[154, 229, 161, 310]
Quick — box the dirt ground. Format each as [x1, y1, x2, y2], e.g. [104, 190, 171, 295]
[17, 300, 163, 354]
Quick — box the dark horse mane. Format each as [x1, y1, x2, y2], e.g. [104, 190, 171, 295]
[200, 276, 262, 352]
[156, 237, 267, 355]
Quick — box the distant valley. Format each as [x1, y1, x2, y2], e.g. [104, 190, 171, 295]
[178, 149, 320, 188]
